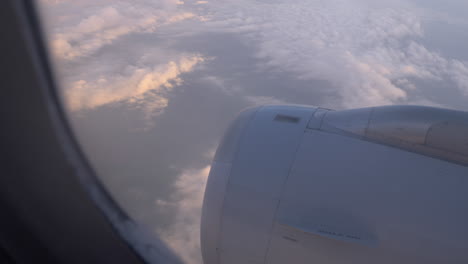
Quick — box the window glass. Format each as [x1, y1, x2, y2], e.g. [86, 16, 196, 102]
[36, 1, 468, 263]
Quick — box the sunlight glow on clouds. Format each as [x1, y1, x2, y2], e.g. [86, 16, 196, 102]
[39, 0, 207, 130]
[66, 55, 204, 112]
[42, 0, 198, 60]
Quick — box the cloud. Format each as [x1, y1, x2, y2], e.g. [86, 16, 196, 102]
[200, 0, 468, 108]
[39, 0, 468, 120]
[448, 60, 468, 96]
[156, 166, 211, 264]
[41, 0, 198, 60]
[66, 54, 204, 110]
[37, 1, 210, 129]
[65, 54, 205, 128]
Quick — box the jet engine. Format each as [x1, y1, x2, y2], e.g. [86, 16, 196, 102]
[201, 105, 468, 264]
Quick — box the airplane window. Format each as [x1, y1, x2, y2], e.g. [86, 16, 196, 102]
[35, 0, 468, 264]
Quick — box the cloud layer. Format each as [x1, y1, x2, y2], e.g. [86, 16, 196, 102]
[201, 0, 468, 108]
[39, 0, 207, 130]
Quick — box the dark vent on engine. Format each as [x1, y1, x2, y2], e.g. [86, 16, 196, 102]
[274, 114, 300, 123]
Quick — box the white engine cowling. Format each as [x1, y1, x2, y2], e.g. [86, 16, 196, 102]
[201, 105, 468, 264]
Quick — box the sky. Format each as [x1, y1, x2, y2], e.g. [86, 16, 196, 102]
[37, 0, 468, 263]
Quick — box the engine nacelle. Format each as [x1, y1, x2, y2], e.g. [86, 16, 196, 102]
[201, 105, 468, 264]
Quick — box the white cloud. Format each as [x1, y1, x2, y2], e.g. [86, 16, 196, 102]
[200, 0, 468, 108]
[156, 166, 211, 264]
[66, 54, 204, 110]
[448, 60, 468, 96]
[41, 0, 198, 60]
[65, 54, 204, 129]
